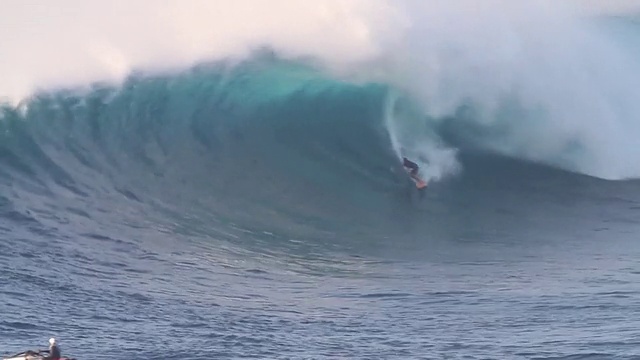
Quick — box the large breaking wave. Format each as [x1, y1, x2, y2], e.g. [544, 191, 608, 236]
[1, 1, 640, 241]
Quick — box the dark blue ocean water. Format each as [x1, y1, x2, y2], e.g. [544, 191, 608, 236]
[2, 51, 640, 359]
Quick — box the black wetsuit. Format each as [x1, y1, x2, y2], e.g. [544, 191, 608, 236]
[402, 157, 419, 176]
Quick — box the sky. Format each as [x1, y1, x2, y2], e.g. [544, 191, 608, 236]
[0, 0, 639, 101]
[575, 0, 640, 13]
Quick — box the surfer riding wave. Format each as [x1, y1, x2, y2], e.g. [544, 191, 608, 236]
[402, 157, 427, 190]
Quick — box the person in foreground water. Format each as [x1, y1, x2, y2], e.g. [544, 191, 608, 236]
[42, 338, 61, 360]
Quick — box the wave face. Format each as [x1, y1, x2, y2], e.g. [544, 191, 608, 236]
[0, 58, 418, 243]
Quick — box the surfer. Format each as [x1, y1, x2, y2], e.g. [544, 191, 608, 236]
[3, 338, 74, 360]
[402, 157, 427, 190]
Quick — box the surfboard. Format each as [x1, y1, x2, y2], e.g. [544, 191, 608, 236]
[411, 176, 427, 189]
[404, 168, 427, 189]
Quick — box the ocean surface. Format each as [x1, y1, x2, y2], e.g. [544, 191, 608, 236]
[2, 7, 640, 360]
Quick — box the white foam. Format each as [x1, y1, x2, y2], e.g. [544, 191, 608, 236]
[375, 1, 640, 180]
